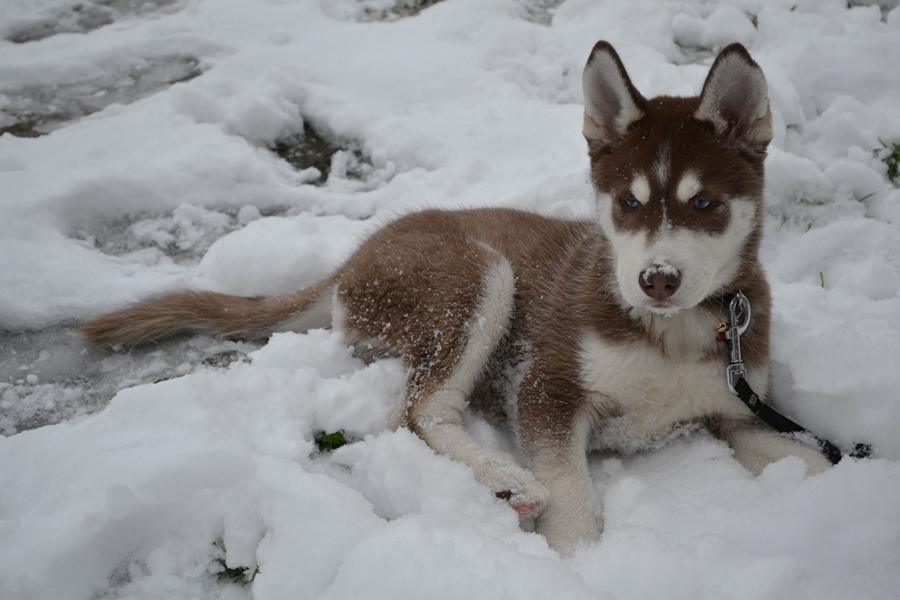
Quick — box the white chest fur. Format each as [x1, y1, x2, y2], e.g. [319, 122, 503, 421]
[578, 314, 768, 452]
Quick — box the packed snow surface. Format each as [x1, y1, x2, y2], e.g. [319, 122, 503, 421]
[2, 0, 900, 598]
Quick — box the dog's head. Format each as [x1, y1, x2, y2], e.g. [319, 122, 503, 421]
[583, 42, 772, 314]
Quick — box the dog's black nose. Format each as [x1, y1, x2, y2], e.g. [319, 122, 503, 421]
[639, 265, 681, 301]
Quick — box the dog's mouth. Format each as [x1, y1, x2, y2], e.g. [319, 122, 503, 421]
[649, 300, 675, 309]
[645, 301, 682, 316]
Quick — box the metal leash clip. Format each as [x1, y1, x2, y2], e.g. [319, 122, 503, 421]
[724, 291, 752, 395]
[718, 291, 871, 462]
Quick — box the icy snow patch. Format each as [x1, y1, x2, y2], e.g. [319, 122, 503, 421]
[320, 0, 446, 22]
[0, 54, 201, 137]
[0, 327, 259, 435]
[2, 0, 181, 44]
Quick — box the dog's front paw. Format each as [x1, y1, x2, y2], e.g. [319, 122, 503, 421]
[537, 503, 603, 556]
[473, 457, 549, 518]
[801, 447, 833, 475]
[495, 484, 548, 519]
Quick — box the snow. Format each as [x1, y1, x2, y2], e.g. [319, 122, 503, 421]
[640, 262, 681, 284]
[2, 0, 900, 598]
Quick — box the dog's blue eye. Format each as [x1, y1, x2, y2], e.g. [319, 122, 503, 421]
[623, 195, 641, 210]
[692, 196, 711, 210]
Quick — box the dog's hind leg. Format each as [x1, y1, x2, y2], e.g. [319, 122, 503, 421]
[335, 234, 548, 517]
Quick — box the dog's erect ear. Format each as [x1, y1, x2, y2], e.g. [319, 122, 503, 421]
[582, 41, 646, 149]
[695, 43, 773, 152]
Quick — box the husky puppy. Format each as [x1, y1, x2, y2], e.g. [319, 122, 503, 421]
[82, 42, 831, 553]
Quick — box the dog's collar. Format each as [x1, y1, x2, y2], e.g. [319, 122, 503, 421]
[705, 290, 745, 314]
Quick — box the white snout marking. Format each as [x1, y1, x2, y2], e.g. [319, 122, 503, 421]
[676, 171, 702, 203]
[630, 174, 651, 205]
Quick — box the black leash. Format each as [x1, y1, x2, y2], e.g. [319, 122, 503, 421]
[718, 292, 871, 465]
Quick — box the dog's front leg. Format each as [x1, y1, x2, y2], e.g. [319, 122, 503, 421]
[519, 394, 600, 554]
[717, 419, 832, 475]
[530, 445, 600, 554]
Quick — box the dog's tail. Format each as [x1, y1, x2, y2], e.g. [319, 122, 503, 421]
[80, 278, 336, 348]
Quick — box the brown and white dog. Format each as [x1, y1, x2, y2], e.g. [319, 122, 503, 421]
[81, 42, 832, 553]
